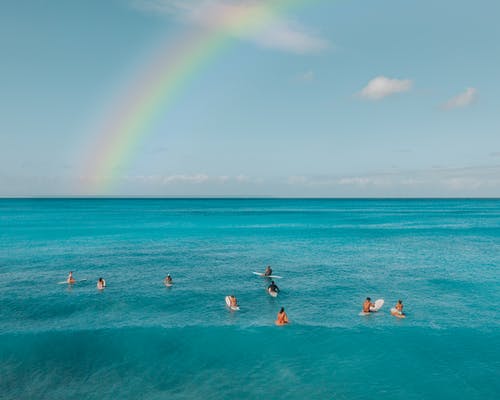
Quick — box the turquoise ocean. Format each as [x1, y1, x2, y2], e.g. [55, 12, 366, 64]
[1, 199, 499, 399]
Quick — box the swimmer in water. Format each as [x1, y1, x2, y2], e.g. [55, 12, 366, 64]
[268, 280, 279, 294]
[229, 295, 238, 307]
[275, 307, 289, 325]
[67, 271, 76, 284]
[264, 265, 272, 276]
[363, 297, 375, 313]
[164, 274, 173, 285]
[391, 299, 405, 316]
[97, 277, 106, 290]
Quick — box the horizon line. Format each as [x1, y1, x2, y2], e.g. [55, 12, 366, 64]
[1, 196, 499, 200]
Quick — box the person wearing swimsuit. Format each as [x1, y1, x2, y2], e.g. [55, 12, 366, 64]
[67, 271, 76, 284]
[363, 297, 375, 313]
[391, 299, 405, 316]
[276, 307, 289, 325]
[97, 277, 106, 290]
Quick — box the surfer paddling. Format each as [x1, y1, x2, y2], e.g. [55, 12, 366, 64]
[164, 274, 173, 286]
[263, 265, 272, 277]
[275, 307, 289, 325]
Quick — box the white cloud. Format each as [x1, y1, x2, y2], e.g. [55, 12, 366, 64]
[441, 87, 477, 110]
[298, 70, 314, 82]
[249, 20, 328, 54]
[133, 0, 329, 54]
[161, 174, 209, 184]
[358, 76, 413, 100]
[121, 173, 266, 186]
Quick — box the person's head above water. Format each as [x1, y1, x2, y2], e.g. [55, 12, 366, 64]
[280, 307, 285, 313]
[398, 299, 402, 304]
[366, 297, 371, 301]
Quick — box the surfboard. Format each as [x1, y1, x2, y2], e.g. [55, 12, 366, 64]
[267, 288, 278, 297]
[391, 307, 406, 318]
[225, 296, 240, 311]
[371, 299, 384, 311]
[359, 299, 384, 315]
[164, 282, 173, 287]
[58, 279, 87, 285]
[252, 272, 282, 279]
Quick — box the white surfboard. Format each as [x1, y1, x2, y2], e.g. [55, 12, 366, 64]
[252, 271, 283, 279]
[371, 299, 384, 311]
[225, 295, 240, 311]
[359, 299, 384, 315]
[391, 307, 406, 318]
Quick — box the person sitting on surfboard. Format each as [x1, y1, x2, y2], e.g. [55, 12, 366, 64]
[363, 297, 375, 313]
[97, 277, 106, 290]
[393, 299, 404, 315]
[268, 281, 279, 294]
[164, 274, 173, 285]
[67, 271, 76, 284]
[276, 307, 289, 325]
[229, 295, 238, 308]
[264, 265, 272, 276]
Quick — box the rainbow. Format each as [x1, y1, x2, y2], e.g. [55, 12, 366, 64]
[81, 0, 310, 194]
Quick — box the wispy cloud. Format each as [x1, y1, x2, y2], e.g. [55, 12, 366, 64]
[358, 76, 413, 100]
[122, 173, 264, 186]
[297, 70, 314, 82]
[441, 87, 477, 110]
[133, 0, 329, 54]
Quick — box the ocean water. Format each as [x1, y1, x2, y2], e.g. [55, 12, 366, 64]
[0, 198, 499, 399]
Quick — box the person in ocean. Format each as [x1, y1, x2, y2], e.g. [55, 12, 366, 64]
[229, 295, 238, 307]
[276, 307, 289, 325]
[164, 274, 173, 285]
[67, 271, 76, 284]
[363, 297, 375, 313]
[264, 265, 272, 276]
[97, 277, 106, 290]
[392, 299, 404, 316]
[268, 280, 279, 294]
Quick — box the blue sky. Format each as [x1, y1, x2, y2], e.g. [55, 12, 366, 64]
[0, 0, 499, 197]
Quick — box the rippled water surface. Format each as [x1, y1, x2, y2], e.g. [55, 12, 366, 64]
[1, 199, 499, 399]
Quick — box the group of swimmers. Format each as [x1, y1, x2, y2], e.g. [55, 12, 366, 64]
[66, 266, 405, 323]
[67, 271, 106, 290]
[223, 265, 287, 325]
